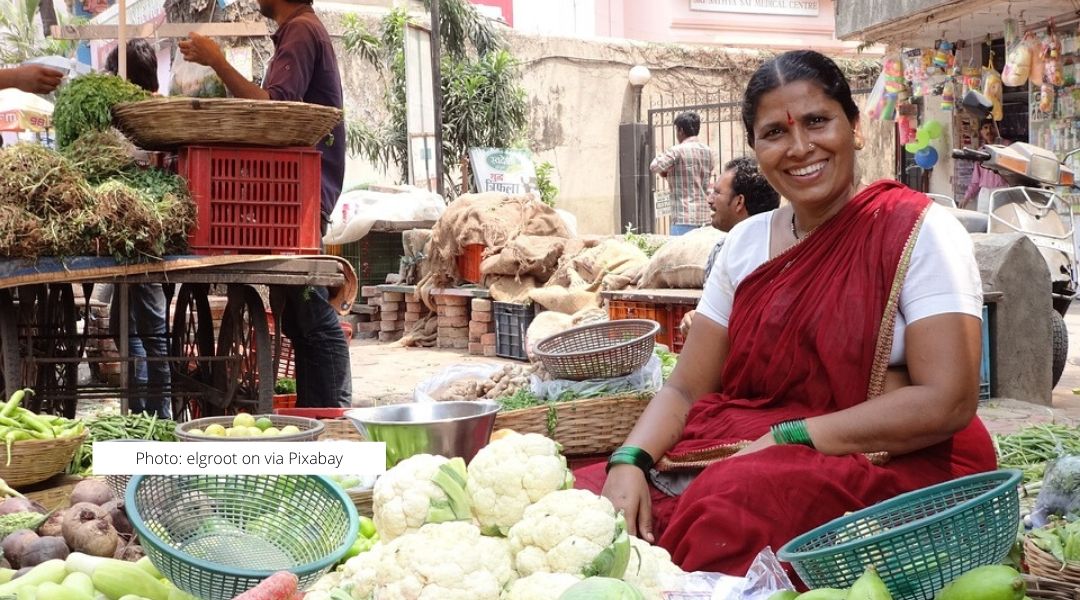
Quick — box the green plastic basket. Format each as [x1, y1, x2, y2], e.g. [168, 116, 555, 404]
[126, 475, 358, 600]
[777, 469, 1021, 600]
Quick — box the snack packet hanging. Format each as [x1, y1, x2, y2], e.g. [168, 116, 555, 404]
[1002, 31, 1035, 86]
[1044, 26, 1064, 86]
[1039, 82, 1055, 114]
[941, 79, 955, 111]
[983, 59, 1004, 121]
[903, 49, 929, 97]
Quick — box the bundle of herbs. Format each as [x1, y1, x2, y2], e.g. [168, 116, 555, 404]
[90, 180, 167, 259]
[0, 205, 46, 259]
[62, 128, 137, 183]
[0, 143, 92, 217]
[52, 74, 150, 149]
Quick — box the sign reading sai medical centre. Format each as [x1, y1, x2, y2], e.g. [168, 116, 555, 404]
[690, 0, 819, 17]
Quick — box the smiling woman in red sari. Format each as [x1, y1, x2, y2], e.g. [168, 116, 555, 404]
[575, 50, 997, 577]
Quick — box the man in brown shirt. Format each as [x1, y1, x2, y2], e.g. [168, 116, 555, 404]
[180, 0, 352, 408]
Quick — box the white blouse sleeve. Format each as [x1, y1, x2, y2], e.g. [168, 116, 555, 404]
[899, 204, 984, 323]
[696, 232, 737, 328]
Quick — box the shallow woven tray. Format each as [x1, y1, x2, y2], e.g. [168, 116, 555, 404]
[112, 97, 343, 150]
[174, 415, 324, 442]
[322, 419, 364, 442]
[1026, 535, 1080, 586]
[0, 432, 88, 488]
[493, 392, 652, 456]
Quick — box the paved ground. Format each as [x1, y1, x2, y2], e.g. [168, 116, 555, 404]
[348, 304, 1080, 436]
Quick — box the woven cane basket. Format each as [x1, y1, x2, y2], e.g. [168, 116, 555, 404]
[493, 392, 652, 456]
[1024, 574, 1080, 600]
[348, 488, 373, 517]
[0, 432, 88, 488]
[534, 319, 660, 381]
[112, 98, 343, 150]
[1026, 534, 1080, 586]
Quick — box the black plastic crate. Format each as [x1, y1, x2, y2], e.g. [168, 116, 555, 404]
[494, 302, 536, 361]
[338, 232, 403, 288]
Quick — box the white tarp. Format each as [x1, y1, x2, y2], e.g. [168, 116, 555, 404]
[323, 186, 447, 246]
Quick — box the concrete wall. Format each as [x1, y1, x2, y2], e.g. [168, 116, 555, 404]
[320, 10, 889, 235]
[833, 0, 956, 39]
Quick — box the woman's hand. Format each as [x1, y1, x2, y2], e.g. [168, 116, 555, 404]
[602, 465, 654, 542]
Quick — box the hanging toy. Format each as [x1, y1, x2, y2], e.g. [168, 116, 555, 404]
[941, 79, 955, 111]
[897, 114, 917, 145]
[933, 40, 953, 70]
[983, 55, 1004, 121]
[962, 65, 982, 97]
[1044, 23, 1064, 87]
[1039, 82, 1055, 114]
[1002, 31, 1035, 87]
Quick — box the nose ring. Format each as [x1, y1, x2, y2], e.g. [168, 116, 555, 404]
[808, 143, 816, 150]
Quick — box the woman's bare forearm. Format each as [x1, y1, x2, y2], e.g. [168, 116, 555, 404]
[622, 386, 695, 462]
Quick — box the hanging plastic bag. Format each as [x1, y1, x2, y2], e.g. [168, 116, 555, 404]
[1039, 82, 1056, 114]
[941, 79, 956, 111]
[962, 64, 982, 97]
[1002, 32, 1034, 87]
[902, 49, 929, 97]
[983, 59, 1004, 121]
[1044, 27, 1064, 87]
[169, 50, 227, 98]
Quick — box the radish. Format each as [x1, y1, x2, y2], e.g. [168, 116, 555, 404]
[232, 571, 299, 600]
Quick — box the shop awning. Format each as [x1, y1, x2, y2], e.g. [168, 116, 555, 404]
[835, 0, 1079, 46]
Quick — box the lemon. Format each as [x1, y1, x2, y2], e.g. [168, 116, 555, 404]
[225, 427, 243, 438]
[247, 427, 264, 437]
[281, 425, 301, 435]
[189, 428, 205, 436]
[205, 424, 226, 437]
[233, 413, 256, 428]
[255, 417, 274, 431]
[263, 427, 281, 437]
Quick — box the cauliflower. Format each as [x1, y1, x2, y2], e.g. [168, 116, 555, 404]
[623, 536, 684, 599]
[508, 489, 631, 579]
[501, 572, 583, 600]
[375, 521, 516, 600]
[467, 432, 575, 535]
[305, 547, 382, 600]
[373, 454, 472, 542]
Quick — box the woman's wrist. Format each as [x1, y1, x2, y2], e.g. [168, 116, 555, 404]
[770, 419, 816, 448]
[607, 446, 655, 474]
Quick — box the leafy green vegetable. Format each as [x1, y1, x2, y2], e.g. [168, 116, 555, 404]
[53, 74, 150, 149]
[994, 424, 1080, 483]
[655, 349, 678, 380]
[68, 412, 177, 475]
[275, 378, 297, 395]
[623, 225, 665, 258]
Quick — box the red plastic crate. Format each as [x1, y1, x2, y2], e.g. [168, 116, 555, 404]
[608, 300, 674, 349]
[457, 244, 485, 284]
[670, 304, 694, 354]
[179, 145, 322, 255]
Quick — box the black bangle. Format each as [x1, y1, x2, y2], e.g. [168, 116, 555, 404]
[606, 446, 655, 474]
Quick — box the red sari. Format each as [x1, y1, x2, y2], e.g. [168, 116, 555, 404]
[575, 180, 996, 576]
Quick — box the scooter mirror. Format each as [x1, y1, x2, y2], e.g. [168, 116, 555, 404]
[960, 90, 993, 121]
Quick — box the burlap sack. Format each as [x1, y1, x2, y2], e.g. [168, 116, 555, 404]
[529, 286, 601, 315]
[488, 275, 538, 304]
[479, 235, 566, 280]
[640, 227, 726, 289]
[525, 310, 575, 360]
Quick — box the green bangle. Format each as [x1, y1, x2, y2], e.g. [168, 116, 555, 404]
[770, 419, 815, 449]
[606, 446, 655, 474]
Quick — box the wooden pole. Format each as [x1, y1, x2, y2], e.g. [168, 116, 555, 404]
[429, 0, 445, 198]
[118, 0, 127, 80]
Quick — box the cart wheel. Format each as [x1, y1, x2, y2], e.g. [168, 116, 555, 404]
[16, 285, 78, 418]
[171, 283, 214, 422]
[214, 285, 273, 415]
[1051, 309, 1068, 389]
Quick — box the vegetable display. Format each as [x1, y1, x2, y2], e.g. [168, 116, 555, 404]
[187, 414, 302, 439]
[52, 74, 150, 149]
[69, 413, 177, 476]
[1029, 518, 1080, 563]
[993, 423, 1080, 484]
[0, 390, 84, 466]
[371, 454, 472, 542]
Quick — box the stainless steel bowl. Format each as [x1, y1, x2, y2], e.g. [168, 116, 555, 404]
[345, 401, 501, 468]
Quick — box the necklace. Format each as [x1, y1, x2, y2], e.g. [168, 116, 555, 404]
[790, 213, 800, 239]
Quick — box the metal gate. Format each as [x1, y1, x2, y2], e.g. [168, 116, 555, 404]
[643, 90, 870, 234]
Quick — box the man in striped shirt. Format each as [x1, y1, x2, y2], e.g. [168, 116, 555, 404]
[650, 112, 715, 235]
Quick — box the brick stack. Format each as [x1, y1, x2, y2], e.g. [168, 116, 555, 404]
[378, 291, 406, 342]
[403, 291, 430, 331]
[468, 299, 497, 357]
[435, 294, 470, 350]
[354, 286, 382, 340]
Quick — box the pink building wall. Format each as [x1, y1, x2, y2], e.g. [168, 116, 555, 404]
[594, 0, 870, 54]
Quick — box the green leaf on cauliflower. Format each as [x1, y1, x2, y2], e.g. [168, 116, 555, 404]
[373, 454, 475, 542]
[583, 513, 631, 579]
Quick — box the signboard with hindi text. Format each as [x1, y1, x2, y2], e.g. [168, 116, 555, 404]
[690, 0, 819, 17]
[469, 148, 538, 195]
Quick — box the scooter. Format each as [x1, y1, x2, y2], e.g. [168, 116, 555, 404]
[949, 139, 1077, 388]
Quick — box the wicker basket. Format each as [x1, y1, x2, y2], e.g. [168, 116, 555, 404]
[0, 433, 88, 488]
[1026, 534, 1080, 585]
[112, 98, 343, 150]
[348, 488, 373, 517]
[1025, 574, 1080, 600]
[323, 419, 364, 442]
[534, 319, 660, 381]
[493, 393, 652, 456]
[175, 415, 324, 442]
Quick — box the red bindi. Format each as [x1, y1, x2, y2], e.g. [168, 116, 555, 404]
[787, 111, 795, 125]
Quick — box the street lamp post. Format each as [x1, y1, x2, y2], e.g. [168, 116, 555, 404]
[628, 65, 651, 123]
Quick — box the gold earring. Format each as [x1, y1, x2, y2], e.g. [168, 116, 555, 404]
[853, 130, 865, 151]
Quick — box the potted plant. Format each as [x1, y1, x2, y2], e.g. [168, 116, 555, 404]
[273, 377, 297, 410]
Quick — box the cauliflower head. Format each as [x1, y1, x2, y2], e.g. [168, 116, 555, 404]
[507, 489, 631, 579]
[467, 432, 575, 536]
[375, 521, 516, 600]
[501, 572, 583, 600]
[305, 545, 382, 600]
[624, 536, 684, 599]
[373, 453, 472, 542]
